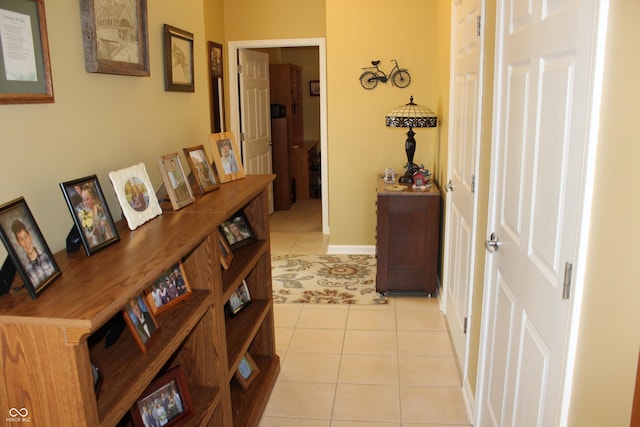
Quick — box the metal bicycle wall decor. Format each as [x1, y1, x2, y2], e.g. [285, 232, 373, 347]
[359, 59, 411, 89]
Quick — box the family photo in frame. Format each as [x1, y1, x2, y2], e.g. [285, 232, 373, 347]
[219, 210, 255, 250]
[0, 197, 61, 299]
[123, 293, 159, 354]
[183, 145, 219, 194]
[227, 279, 251, 317]
[145, 262, 192, 315]
[210, 132, 245, 183]
[157, 153, 195, 211]
[60, 175, 120, 256]
[130, 366, 193, 427]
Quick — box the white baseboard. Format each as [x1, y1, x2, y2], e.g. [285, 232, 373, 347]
[462, 375, 475, 425]
[326, 245, 376, 255]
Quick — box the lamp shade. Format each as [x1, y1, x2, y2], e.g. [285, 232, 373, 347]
[385, 96, 437, 128]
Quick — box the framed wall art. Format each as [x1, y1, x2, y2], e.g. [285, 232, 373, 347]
[0, 0, 54, 104]
[157, 153, 195, 211]
[208, 41, 224, 133]
[219, 210, 255, 251]
[129, 366, 193, 427]
[0, 197, 60, 299]
[183, 145, 219, 194]
[60, 175, 120, 256]
[79, 0, 150, 76]
[163, 24, 194, 92]
[122, 293, 159, 354]
[108, 163, 162, 230]
[210, 132, 245, 183]
[309, 79, 320, 96]
[145, 262, 192, 315]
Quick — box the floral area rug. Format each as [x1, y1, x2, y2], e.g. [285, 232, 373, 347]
[271, 254, 387, 304]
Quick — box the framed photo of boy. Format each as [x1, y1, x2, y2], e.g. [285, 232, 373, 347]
[60, 175, 120, 256]
[157, 153, 195, 211]
[130, 366, 193, 427]
[123, 293, 159, 354]
[219, 210, 255, 251]
[210, 132, 245, 183]
[227, 279, 251, 317]
[145, 262, 192, 315]
[235, 352, 259, 389]
[163, 24, 194, 92]
[183, 145, 219, 194]
[0, 197, 61, 299]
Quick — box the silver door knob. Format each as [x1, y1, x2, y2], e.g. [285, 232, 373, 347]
[446, 179, 454, 192]
[485, 232, 501, 253]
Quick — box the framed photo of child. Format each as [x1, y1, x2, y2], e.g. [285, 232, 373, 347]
[60, 175, 120, 256]
[210, 132, 245, 183]
[0, 197, 61, 299]
[123, 293, 160, 354]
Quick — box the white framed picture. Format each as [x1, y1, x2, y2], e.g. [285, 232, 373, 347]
[109, 163, 162, 230]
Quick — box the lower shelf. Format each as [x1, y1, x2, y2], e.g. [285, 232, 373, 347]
[230, 355, 281, 427]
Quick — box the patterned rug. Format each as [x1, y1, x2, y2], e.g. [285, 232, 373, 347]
[271, 254, 387, 304]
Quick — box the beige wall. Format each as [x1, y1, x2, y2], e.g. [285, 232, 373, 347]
[568, 0, 640, 424]
[0, 0, 211, 255]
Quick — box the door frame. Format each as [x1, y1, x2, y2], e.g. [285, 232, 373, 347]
[227, 38, 329, 235]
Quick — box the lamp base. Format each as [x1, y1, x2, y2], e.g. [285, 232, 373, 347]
[399, 163, 418, 184]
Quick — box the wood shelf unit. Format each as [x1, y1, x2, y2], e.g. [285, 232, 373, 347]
[0, 174, 279, 427]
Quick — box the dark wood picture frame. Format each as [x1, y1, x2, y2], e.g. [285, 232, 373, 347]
[0, 197, 61, 299]
[0, 0, 54, 104]
[60, 175, 120, 256]
[309, 79, 320, 96]
[157, 152, 195, 211]
[227, 279, 251, 317]
[79, 0, 150, 76]
[122, 293, 160, 354]
[163, 24, 194, 92]
[219, 210, 255, 251]
[235, 352, 259, 389]
[130, 366, 194, 427]
[183, 145, 219, 194]
[218, 231, 233, 270]
[208, 41, 224, 133]
[145, 262, 192, 315]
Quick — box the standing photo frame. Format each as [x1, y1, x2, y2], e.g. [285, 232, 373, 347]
[218, 232, 233, 270]
[0, 197, 61, 299]
[122, 293, 159, 354]
[109, 163, 162, 230]
[183, 145, 219, 194]
[129, 366, 194, 427]
[219, 210, 255, 251]
[234, 352, 259, 389]
[60, 175, 120, 256]
[163, 24, 194, 92]
[0, 0, 54, 104]
[157, 153, 195, 211]
[79, 0, 150, 76]
[145, 262, 192, 315]
[227, 279, 251, 317]
[210, 132, 245, 183]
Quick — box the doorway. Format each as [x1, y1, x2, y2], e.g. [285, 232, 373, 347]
[227, 38, 329, 235]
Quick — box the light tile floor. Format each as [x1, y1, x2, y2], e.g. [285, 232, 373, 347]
[262, 200, 471, 426]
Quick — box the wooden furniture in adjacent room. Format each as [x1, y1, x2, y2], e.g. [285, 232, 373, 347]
[0, 175, 279, 427]
[290, 140, 318, 201]
[271, 117, 292, 210]
[375, 177, 441, 295]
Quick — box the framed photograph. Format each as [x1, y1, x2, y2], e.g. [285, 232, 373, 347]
[208, 41, 224, 133]
[157, 153, 195, 211]
[227, 279, 251, 317]
[163, 24, 194, 92]
[108, 163, 162, 230]
[0, 197, 60, 299]
[183, 145, 219, 194]
[235, 352, 259, 390]
[60, 175, 120, 256]
[79, 0, 149, 76]
[219, 210, 255, 251]
[145, 262, 192, 315]
[0, 0, 54, 104]
[218, 232, 233, 270]
[123, 293, 159, 354]
[130, 366, 193, 427]
[210, 132, 245, 183]
[309, 79, 320, 96]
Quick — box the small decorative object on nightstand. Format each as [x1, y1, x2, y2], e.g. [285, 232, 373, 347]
[383, 168, 396, 183]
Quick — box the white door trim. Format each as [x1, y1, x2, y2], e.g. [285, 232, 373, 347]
[227, 38, 329, 235]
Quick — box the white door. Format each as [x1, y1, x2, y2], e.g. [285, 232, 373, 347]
[477, 0, 602, 425]
[443, 0, 484, 379]
[239, 49, 274, 213]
